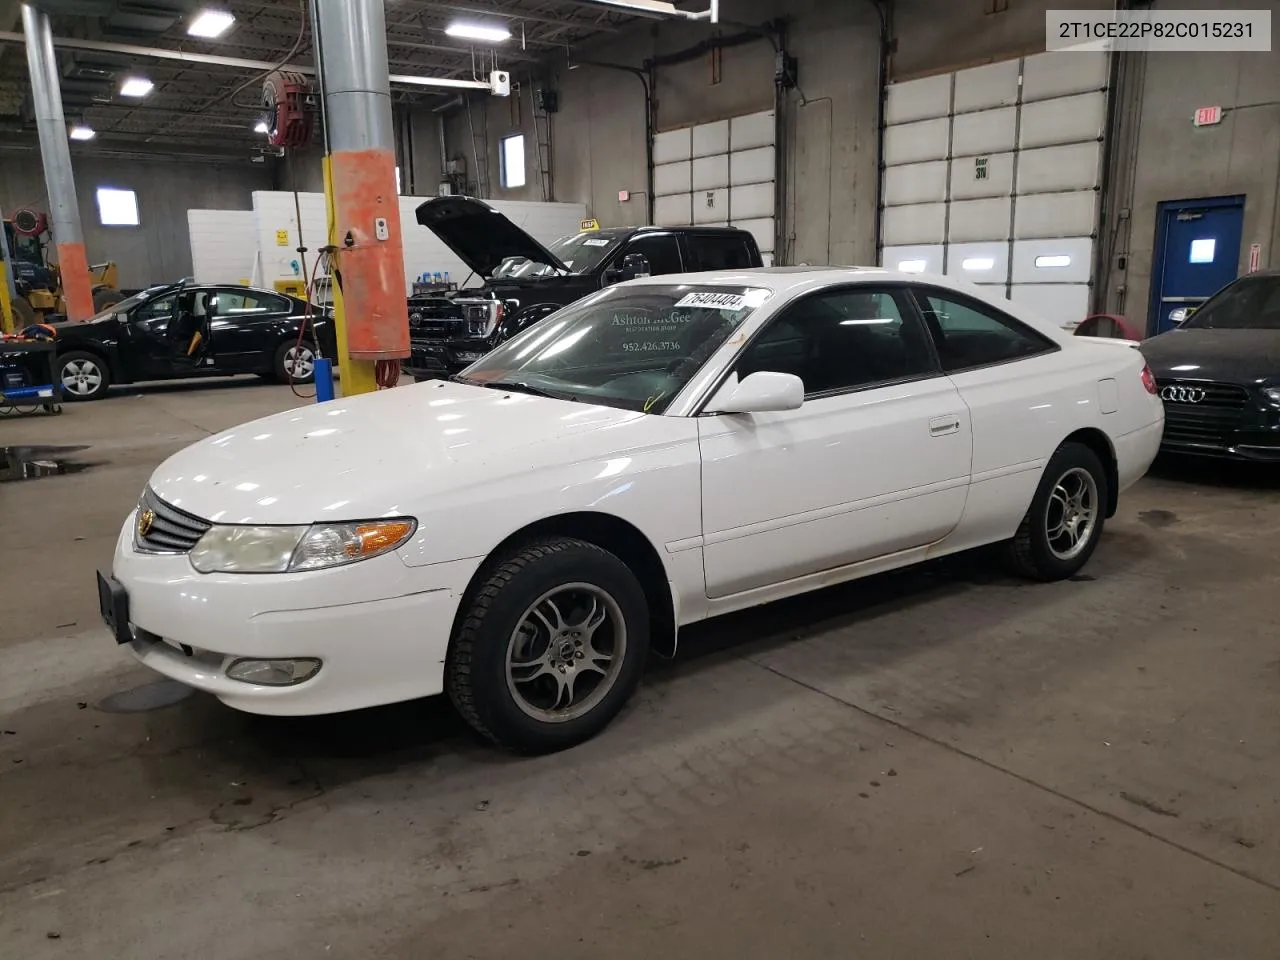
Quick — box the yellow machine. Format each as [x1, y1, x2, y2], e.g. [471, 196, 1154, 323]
[1, 212, 122, 329]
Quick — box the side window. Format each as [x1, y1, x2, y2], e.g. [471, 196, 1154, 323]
[132, 295, 175, 322]
[737, 288, 937, 396]
[209, 290, 290, 316]
[623, 235, 683, 275]
[688, 235, 755, 270]
[915, 291, 1056, 371]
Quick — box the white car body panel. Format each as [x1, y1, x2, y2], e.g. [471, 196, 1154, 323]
[110, 266, 1164, 716]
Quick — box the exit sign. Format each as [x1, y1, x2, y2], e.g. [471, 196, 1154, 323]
[1194, 106, 1222, 127]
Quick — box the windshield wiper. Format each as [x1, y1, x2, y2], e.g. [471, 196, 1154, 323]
[479, 379, 572, 400]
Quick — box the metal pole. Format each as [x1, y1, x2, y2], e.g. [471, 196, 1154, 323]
[314, 0, 410, 395]
[20, 5, 94, 321]
[0, 204, 20, 334]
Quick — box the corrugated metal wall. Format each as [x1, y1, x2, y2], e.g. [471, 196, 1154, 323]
[879, 51, 1110, 328]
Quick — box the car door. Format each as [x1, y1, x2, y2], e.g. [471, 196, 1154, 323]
[683, 233, 758, 270]
[697, 285, 973, 599]
[908, 286, 1067, 540]
[119, 292, 182, 380]
[619, 233, 683, 277]
[206, 288, 294, 372]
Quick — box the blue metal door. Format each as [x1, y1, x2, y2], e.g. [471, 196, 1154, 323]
[1151, 196, 1244, 334]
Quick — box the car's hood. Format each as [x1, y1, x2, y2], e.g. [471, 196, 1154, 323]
[1140, 328, 1280, 383]
[415, 196, 568, 280]
[148, 381, 655, 525]
[50, 315, 114, 334]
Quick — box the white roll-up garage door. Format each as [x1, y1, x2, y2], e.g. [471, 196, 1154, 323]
[879, 52, 1110, 328]
[653, 109, 776, 266]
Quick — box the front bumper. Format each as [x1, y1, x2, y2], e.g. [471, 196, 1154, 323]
[107, 513, 480, 715]
[404, 337, 493, 379]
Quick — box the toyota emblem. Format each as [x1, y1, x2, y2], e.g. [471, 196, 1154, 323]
[1160, 385, 1207, 403]
[137, 508, 155, 538]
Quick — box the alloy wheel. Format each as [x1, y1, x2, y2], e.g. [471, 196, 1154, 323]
[505, 583, 627, 723]
[61, 359, 103, 397]
[1045, 466, 1099, 561]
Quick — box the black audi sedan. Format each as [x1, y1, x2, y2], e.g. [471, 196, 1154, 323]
[49, 279, 336, 401]
[1141, 271, 1280, 459]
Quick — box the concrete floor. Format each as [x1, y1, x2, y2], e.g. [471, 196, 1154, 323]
[2, 377, 1279, 958]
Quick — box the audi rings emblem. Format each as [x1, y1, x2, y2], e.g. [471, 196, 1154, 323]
[1160, 385, 1207, 403]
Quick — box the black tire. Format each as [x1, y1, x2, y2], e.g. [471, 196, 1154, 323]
[12, 296, 38, 328]
[57, 349, 112, 402]
[273, 340, 316, 383]
[1005, 441, 1109, 581]
[446, 537, 650, 754]
[92, 287, 123, 312]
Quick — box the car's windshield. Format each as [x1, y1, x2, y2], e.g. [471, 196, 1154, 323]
[457, 283, 773, 413]
[87, 290, 151, 320]
[1182, 276, 1280, 330]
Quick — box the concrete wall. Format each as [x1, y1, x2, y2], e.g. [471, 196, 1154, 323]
[1101, 0, 1280, 330]
[0, 147, 272, 289]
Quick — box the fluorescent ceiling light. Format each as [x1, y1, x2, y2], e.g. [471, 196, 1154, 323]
[254, 120, 269, 134]
[1035, 255, 1071, 268]
[577, 0, 682, 15]
[897, 259, 927, 273]
[119, 76, 154, 98]
[69, 125, 96, 141]
[445, 22, 511, 42]
[962, 257, 995, 271]
[187, 9, 235, 38]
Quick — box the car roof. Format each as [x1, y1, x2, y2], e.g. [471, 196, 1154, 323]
[584, 225, 755, 239]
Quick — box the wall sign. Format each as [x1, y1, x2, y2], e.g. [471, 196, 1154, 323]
[1193, 106, 1222, 127]
[1249, 242, 1262, 273]
[974, 157, 989, 180]
[275, 229, 289, 246]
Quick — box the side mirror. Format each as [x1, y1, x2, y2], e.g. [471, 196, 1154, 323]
[602, 267, 624, 286]
[705, 371, 804, 414]
[622, 253, 650, 279]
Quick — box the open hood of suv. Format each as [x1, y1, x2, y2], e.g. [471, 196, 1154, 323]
[415, 196, 569, 279]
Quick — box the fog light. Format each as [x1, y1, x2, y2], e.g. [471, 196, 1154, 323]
[226, 658, 321, 686]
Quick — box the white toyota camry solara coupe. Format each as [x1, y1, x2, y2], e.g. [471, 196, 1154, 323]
[98, 267, 1164, 752]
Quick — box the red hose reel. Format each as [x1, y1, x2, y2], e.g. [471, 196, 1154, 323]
[262, 71, 314, 149]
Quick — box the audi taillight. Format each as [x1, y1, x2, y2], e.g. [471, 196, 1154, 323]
[1140, 363, 1158, 395]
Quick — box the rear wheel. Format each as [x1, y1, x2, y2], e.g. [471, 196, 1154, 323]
[274, 340, 316, 383]
[58, 350, 111, 401]
[1005, 441, 1108, 581]
[446, 537, 650, 753]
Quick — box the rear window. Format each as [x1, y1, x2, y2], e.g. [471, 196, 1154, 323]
[686, 234, 758, 271]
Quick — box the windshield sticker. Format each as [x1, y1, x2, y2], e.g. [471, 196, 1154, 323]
[675, 291, 749, 311]
[582, 238, 612, 247]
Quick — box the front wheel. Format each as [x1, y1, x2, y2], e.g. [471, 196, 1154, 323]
[446, 537, 650, 753]
[58, 350, 112, 401]
[1005, 441, 1108, 581]
[274, 340, 316, 383]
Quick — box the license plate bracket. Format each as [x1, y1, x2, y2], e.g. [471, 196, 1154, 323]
[96, 570, 133, 645]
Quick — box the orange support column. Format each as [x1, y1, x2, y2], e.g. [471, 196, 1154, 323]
[22, 4, 96, 322]
[330, 148, 409, 361]
[312, 0, 410, 395]
[55, 241, 95, 321]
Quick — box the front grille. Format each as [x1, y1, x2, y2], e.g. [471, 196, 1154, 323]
[135, 487, 212, 554]
[1156, 379, 1249, 449]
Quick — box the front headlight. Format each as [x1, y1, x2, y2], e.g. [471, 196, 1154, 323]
[189, 519, 416, 574]
[1263, 387, 1280, 405]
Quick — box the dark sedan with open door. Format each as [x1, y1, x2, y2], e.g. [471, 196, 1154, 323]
[49, 280, 336, 401]
[1141, 271, 1280, 459]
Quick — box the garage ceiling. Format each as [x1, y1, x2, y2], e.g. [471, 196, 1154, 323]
[0, 0, 634, 153]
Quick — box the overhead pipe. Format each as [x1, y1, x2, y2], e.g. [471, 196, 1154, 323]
[0, 30, 491, 91]
[19, 5, 94, 321]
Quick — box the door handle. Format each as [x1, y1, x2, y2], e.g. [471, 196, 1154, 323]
[929, 416, 961, 437]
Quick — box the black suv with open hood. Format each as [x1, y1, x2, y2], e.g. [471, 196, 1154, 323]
[404, 196, 764, 380]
